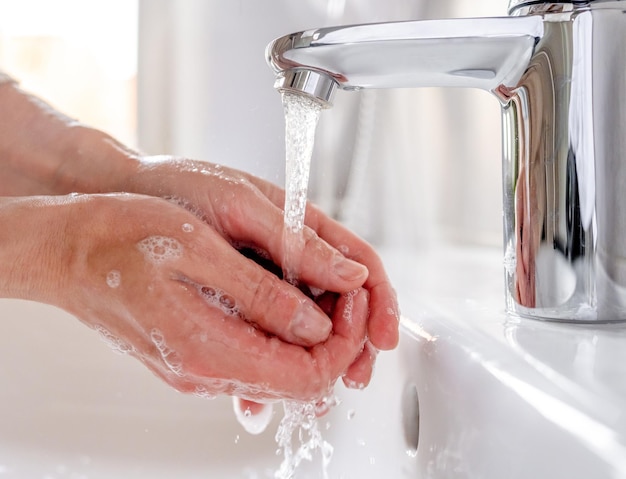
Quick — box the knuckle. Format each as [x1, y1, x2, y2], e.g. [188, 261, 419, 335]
[218, 182, 257, 232]
[249, 272, 284, 320]
[301, 227, 323, 255]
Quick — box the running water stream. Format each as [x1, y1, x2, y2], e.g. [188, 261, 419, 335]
[281, 91, 322, 285]
[274, 91, 331, 479]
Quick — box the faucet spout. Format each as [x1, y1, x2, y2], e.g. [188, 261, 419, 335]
[273, 69, 337, 108]
[267, 2, 626, 322]
[267, 16, 544, 103]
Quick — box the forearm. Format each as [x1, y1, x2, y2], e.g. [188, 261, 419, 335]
[0, 77, 137, 196]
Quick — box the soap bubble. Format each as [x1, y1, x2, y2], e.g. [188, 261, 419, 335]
[193, 385, 217, 400]
[106, 270, 121, 289]
[95, 325, 133, 355]
[150, 328, 184, 377]
[197, 284, 242, 317]
[342, 289, 357, 323]
[137, 236, 183, 265]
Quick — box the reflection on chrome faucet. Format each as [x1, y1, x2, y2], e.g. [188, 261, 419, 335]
[267, 1, 626, 322]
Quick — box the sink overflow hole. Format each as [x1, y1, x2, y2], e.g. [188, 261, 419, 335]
[402, 382, 419, 457]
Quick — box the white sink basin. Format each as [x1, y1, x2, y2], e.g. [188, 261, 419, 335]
[389, 246, 626, 479]
[2, 245, 625, 478]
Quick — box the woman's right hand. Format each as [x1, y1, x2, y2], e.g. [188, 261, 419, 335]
[0, 193, 369, 402]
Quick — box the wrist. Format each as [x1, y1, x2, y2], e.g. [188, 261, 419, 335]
[51, 126, 141, 195]
[0, 81, 139, 196]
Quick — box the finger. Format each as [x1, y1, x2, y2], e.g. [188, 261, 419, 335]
[163, 287, 369, 402]
[342, 340, 377, 390]
[216, 183, 369, 293]
[238, 288, 368, 401]
[367, 280, 400, 351]
[245, 180, 401, 352]
[178, 226, 333, 347]
[305, 207, 400, 351]
[305, 288, 369, 399]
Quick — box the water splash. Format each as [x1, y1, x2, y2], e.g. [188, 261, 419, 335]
[197, 284, 242, 318]
[274, 401, 333, 479]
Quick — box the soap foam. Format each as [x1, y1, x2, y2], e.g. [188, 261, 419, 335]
[343, 377, 366, 390]
[342, 289, 357, 324]
[95, 325, 133, 355]
[150, 328, 184, 377]
[137, 236, 183, 265]
[193, 385, 217, 400]
[106, 270, 121, 289]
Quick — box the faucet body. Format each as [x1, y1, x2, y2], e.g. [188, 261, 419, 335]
[267, 1, 626, 322]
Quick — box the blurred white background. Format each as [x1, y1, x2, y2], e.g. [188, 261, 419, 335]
[0, 0, 138, 147]
[0, 0, 505, 248]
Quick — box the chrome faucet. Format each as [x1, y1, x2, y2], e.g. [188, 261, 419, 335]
[266, 1, 626, 322]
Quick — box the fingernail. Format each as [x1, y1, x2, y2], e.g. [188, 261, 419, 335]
[333, 256, 368, 282]
[290, 303, 332, 344]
